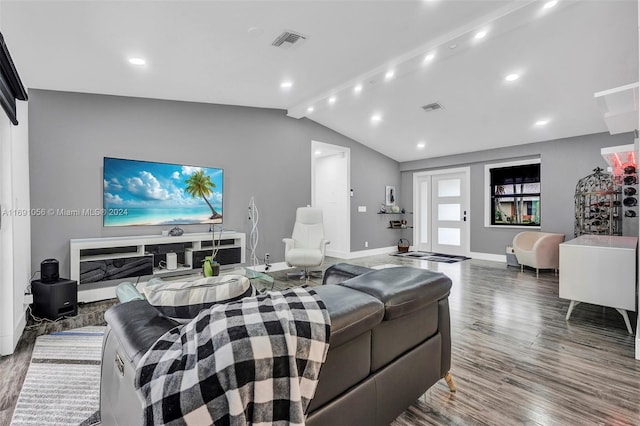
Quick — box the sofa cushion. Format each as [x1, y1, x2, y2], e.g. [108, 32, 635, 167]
[338, 267, 451, 320]
[322, 263, 374, 285]
[313, 284, 384, 348]
[104, 300, 179, 365]
[142, 275, 254, 322]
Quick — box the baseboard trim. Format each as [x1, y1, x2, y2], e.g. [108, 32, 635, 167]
[338, 246, 397, 260]
[469, 252, 507, 263]
[636, 316, 640, 360]
[326, 249, 350, 259]
[0, 310, 26, 356]
[0, 334, 12, 356]
[14, 310, 26, 348]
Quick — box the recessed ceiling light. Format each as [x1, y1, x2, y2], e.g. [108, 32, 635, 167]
[423, 53, 436, 62]
[280, 81, 293, 89]
[474, 30, 487, 40]
[535, 119, 550, 126]
[449, 44, 458, 50]
[128, 57, 146, 66]
[371, 114, 382, 123]
[314, 150, 322, 156]
[384, 70, 395, 81]
[354, 84, 363, 93]
[247, 26, 264, 37]
[417, 142, 426, 149]
[543, 0, 558, 9]
[307, 106, 315, 113]
[328, 96, 337, 104]
[505, 73, 520, 82]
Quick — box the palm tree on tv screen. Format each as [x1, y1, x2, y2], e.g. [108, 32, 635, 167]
[185, 170, 222, 220]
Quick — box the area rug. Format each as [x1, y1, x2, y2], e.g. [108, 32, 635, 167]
[392, 251, 470, 263]
[11, 326, 105, 426]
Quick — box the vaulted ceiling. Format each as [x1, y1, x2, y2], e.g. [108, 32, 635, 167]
[2, 0, 637, 162]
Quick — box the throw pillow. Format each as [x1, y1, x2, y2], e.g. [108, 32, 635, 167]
[142, 275, 254, 322]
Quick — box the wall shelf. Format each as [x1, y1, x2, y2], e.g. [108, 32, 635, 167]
[594, 82, 639, 135]
[379, 210, 412, 231]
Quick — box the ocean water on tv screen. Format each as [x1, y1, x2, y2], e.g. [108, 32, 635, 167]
[103, 207, 216, 227]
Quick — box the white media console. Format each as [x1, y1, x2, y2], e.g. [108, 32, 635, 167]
[70, 232, 246, 302]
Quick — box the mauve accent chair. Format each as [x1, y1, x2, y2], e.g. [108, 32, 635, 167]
[513, 231, 565, 278]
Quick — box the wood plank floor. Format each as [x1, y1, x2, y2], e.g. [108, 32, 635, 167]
[1, 255, 638, 425]
[378, 256, 639, 426]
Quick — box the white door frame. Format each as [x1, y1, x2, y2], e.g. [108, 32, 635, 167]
[311, 140, 351, 258]
[412, 167, 471, 256]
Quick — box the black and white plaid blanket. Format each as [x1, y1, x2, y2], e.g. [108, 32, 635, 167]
[135, 287, 331, 426]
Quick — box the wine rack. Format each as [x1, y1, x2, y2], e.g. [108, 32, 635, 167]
[574, 167, 621, 236]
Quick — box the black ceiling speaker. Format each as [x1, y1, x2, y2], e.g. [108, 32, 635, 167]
[41, 258, 60, 283]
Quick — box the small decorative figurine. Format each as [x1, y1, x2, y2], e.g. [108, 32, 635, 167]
[169, 226, 184, 236]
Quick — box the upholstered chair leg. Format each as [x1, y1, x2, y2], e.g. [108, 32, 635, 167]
[444, 372, 456, 393]
[536, 268, 539, 279]
[520, 264, 523, 272]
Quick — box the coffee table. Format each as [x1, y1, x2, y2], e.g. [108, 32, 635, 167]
[220, 267, 275, 292]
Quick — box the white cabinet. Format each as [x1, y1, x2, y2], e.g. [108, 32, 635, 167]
[559, 235, 637, 335]
[70, 232, 245, 302]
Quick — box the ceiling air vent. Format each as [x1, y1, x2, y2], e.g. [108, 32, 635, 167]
[272, 30, 308, 49]
[421, 102, 443, 112]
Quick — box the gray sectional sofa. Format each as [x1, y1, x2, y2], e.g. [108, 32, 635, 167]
[99, 263, 454, 425]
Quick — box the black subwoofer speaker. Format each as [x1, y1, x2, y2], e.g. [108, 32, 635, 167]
[40, 258, 60, 283]
[31, 279, 77, 320]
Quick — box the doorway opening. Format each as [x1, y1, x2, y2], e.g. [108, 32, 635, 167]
[311, 141, 350, 258]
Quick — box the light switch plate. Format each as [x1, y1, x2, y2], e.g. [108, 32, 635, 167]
[358, 206, 366, 212]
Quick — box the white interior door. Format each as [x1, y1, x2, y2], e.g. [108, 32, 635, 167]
[413, 168, 470, 256]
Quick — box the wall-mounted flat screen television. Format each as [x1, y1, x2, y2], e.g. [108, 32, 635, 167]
[103, 157, 223, 227]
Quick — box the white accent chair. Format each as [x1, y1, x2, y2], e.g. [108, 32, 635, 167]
[283, 207, 330, 279]
[512, 231, 565, 278]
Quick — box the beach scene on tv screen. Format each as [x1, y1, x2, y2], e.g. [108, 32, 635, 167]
[103, 157, 223, 227]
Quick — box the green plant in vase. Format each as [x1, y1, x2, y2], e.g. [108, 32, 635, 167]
[203, 256, 220, 277]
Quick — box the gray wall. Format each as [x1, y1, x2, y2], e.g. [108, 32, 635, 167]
[29, 90, 400, 276]
[400, 132, 636, 255]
